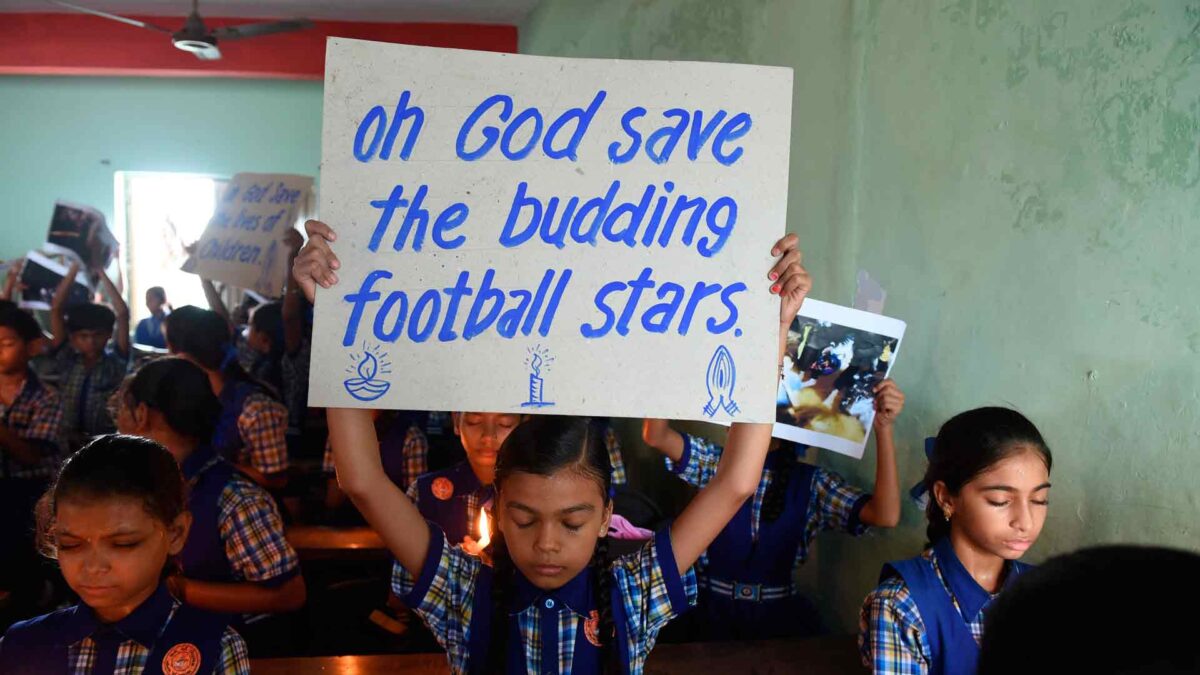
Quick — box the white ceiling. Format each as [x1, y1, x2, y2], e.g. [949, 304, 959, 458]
[0, 0, 540, 25]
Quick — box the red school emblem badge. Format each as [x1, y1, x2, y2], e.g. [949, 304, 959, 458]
[584, 610, 603, 647]
[161, 642, 202, 675]
[432, 477, 455, 500]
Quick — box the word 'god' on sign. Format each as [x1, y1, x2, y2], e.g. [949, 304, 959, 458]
[191, 173, 313, 296]
[309, 39, 793, 423]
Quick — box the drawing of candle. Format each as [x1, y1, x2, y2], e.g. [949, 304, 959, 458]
[521, 345, 555, 408]
[702, 345, 740, 418]
[343, 345, 391, 402]
[529, 353, 544, 401]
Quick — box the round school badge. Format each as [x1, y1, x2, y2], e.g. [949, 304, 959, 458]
[162, 642, 202, 675]
[431, 477, 455, 501]
[584, 610, 602, 647]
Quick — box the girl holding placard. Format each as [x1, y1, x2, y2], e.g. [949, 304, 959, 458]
[293, 219, 809, 673]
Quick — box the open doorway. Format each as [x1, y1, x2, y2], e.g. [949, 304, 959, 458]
[115, 171, 227, 326]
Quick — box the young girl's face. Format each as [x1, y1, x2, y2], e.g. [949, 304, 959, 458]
[497, 469, 612, 590]
[454, 413, 520, 476]
[943, 447, 1051, 560]
[53, 495, 189, 622]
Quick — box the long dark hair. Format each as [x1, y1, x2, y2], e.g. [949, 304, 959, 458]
[760, 441, 797, 523]
[485, 416, 616, 672]
[39, 434, 186, 561]
[164, 305, 279, 398]
[118, 357, 222, 442]
[924, 407, 1052, 544]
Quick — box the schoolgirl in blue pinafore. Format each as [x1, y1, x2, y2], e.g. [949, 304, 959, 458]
[178, 443, 301, 600]
[861, 537, 1032, 675]
[0, 581, 249, 674]
[666, 433, 871, 639]
[393, 522, 695, 674]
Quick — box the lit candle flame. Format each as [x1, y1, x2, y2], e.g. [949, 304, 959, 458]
[477, 509, 491, 550]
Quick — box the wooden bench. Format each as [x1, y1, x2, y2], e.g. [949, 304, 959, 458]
[285, 525, 388, 561]
[251, 636, 867, 674]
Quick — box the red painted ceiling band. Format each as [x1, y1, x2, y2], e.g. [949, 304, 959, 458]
[0, 13, 517, 80]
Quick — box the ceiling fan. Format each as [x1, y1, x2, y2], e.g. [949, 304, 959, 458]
[48, 0, 314, 60]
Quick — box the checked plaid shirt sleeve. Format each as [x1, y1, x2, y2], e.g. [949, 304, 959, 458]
[217, 476, 301, 583]
[811, 467, 871, 535]
[391, 526, 481, 674]
[235, 393, 289, 476]
[604, 424, 627, 486]
[215, 628, 252, 674]
[398, 426, 430, 492]
[663, 433, 722, 489]
[611, 528, 698, 673]
[859, 574, 931, 675]
[1, 374, 64, 479]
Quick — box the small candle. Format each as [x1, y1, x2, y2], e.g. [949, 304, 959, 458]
[464, 509, 492, 558]
[477, 509, 491, 550]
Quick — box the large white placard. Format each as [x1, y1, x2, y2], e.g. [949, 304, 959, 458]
[309, 38, 793, 422]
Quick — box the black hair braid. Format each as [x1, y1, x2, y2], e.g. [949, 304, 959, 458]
[760, 445, 795, 524]
[590, 536, 616, 672]
[484, 531, 514, 673]
[924, 492, 951, 545]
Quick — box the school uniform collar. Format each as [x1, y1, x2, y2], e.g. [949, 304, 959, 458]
[512, 565, 593, 617]
[932, 537, 1022, 620]
[180, 443, 222, 481]
[61, 581, 174, 648]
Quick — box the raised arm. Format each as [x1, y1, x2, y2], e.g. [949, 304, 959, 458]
[281, 229, 306, 356]
[669, 233, 810, 573]
[1, 259, 23, 302]
[293, 221, 431, 576]
[200, 277, 230, 322]
[641, 419, 686, 462]
[858, 379, 905, 528]
[182, 239, 231, 322]
[97, 265, 130, 357]
[49, 261, 81, 349]
[173, 575, 306, 615]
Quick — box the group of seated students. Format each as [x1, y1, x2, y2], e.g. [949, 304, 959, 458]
[0, 223, 1194, 674]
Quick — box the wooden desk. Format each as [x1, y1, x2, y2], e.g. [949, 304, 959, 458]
[285, 525, 388, 561]
[251, 637, 866, 674]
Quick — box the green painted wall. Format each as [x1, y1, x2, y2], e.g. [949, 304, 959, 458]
[0, 76, 322, 259]
[522, 0, 1200, 634]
